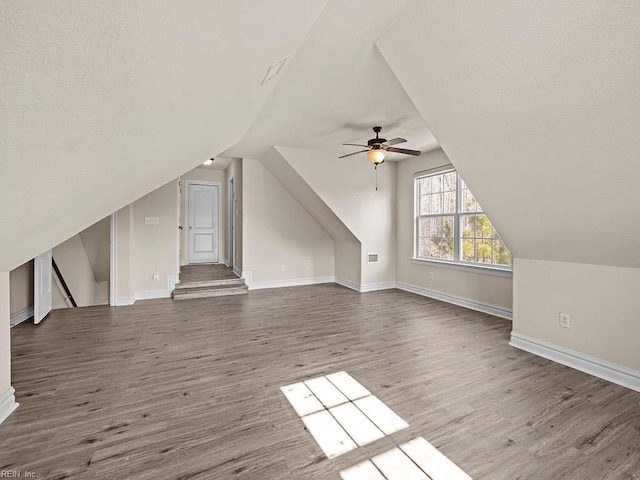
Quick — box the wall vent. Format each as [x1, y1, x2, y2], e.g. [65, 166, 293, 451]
[367, 253, 379, 264]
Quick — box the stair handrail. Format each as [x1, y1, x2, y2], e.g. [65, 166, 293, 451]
[52, 258, 78, 307]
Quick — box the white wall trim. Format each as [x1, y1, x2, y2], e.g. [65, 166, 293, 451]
[396, 281, 513, 320]
[167, 275, 180, 294]
[335, 277, 361, 291]
[109, 212, 118, 306]
[0, 386, 19, 425]
[248, 276, 334, 290]
[233, 266, 242, 278]
[116, 296, 135, 306]
[134, 290, 171, 301]
[10, 305, 34, 327]
[360, 282, 396, 292]
[510, 332, 640, 393]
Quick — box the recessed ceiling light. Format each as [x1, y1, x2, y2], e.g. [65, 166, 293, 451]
[261, 56, 288, 85]
[203, 158, 214, 166]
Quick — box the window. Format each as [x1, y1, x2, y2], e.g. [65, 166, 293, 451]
[415, 169, 511, 268]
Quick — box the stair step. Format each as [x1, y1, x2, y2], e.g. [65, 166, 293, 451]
[172, 283, 248, 300]
[175, 277, 244, 289]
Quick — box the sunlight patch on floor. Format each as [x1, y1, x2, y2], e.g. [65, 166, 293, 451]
[340, 437, 473, 480]
[280, 372, 472, 479]
[280, 371, 407, 458]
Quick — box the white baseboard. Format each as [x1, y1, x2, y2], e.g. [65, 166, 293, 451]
[134, 290, 171, 301]
[510, 332, 640, 393]
[360, 282, 396, 292]
[116, 296, 135, 306]
[248, 276, 334, 291]
[167, 275, 180, 293]
[10, 305, 34, 327]
[335, 277, 361, 291]
[233, 266, 242, 278]
[334, 278, 398, 293]
[396, 281, 513, 320]
[0, 387, 19, 425]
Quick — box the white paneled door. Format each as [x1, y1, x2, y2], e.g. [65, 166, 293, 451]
[34, 250, 52, 324]
[187, 182, 220, 264]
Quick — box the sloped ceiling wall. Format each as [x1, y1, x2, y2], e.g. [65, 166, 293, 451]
[0, 0, 327, 272]
[377, 0, 640, 268]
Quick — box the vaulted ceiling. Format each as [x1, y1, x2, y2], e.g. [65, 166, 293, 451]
[0, 0, 328, 271]
[1, 0, 638, 272]
[377, 0, 640, 267]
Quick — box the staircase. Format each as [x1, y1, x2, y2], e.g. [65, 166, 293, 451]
[172, 264, 248, 301]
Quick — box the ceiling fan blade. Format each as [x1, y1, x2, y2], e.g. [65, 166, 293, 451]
[338, 149, 369, 159]
[383, 137, 407, 146]
[385, 146, 422, 156]
[342, 143, 369, 147]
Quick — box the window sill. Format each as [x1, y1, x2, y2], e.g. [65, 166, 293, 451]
[410, 258, 513, 278]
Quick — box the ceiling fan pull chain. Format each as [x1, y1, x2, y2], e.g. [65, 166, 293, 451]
[375, 164, 378, 191]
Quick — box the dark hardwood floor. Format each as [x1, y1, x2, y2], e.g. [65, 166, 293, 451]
[1, 284, 639, 479]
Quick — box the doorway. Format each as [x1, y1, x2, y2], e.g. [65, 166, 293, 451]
[186, 181, 221, 264]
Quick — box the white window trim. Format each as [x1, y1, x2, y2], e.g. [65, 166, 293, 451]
[413, 167, 512, 272]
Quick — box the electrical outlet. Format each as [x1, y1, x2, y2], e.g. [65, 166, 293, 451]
[281, 265, 286, 272]
[559, 312, 570, 329]
[153, 272, 160, 281]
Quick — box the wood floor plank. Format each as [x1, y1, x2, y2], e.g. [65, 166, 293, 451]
[0, 284, 638, 479]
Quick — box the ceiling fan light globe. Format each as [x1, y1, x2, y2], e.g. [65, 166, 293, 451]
[367, 149, 387, 165]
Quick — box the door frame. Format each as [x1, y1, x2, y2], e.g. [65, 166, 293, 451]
[228, 177, 234, 268]
[109, 212, 117, 306]
[185, 180, 222, 265]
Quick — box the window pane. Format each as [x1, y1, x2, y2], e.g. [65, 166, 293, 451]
[461, 187, 482, 213]
[444, 191, 456, 214]
[476, 214, 492, 238]
[441, 238, 454, 260]
[429, 216, 441, 237]
[420, 195, 431, 214]
[442, 217, 454, 238]
[418, 237, 430, 257]
[443, 171, 456, 192]
[477, 239, 492, 264]
[419, 177, 432, 195]
[431, 193, 443, 214]
[462, 238, 475, 262]
[493, 236, 511, 265]
[430, 238, 441, 259]
[461, 215, 475, 238]
[432, 175, 443, 193]
[419, 217, 430, 237]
